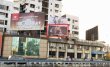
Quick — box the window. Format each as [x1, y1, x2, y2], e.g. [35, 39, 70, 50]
[49, 43, 56, 48]
[72, 25, 74, 29]
[30, 4, 35, 8]
[5, 13, 8, 18]
[68, 18, 70, 21]
[50, 9, 52, 11]
[74, 31, 79, 34]
[55, 4, 59, 8]
[30, 11, 34, 12]
[0, 20, 4, 25]
[75, 20, 78, 22]
[72, 20, 74, 23]
[77, 45, 83, 50]
[14, 7, 19, 10]
[4, 28, 7, 32]
[55, 10, 58, 13]
[74, 26, 79, 29]
[5, 20, 7, 25]
[6, 6, 9, 10]
[77, 53, 82, 58]
[72, 31, 74, 34]
[0, 12, 5, 15]
[0, 5, 5, 10]
[84, 46, 89, 50]
[38, 0, 42, 2]
[68, 44, 74, 49]
[38, 6, 40, 9]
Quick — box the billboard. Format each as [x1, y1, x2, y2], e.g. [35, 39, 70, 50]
[86, 26, 98, 41]
[12, 37, 40, 56]
[48, 15, 69, 24]
[47, 24, 69, 37]
[11, 12, 45, 30]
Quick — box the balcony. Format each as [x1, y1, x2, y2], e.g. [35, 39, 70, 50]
[68, 34, 78, 40]
[76, 39, 105, 47]
[0, 15, 5, 19]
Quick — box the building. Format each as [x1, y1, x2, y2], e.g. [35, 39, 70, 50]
[0, 0, 19, 56]
[0, 0, 19, 33]
[86, 26, 98, 41]
[1, 0, 105, 61]
[61, 14, 79, 39]
[2, 35, 105, 60]
[75, 39, 105, 60]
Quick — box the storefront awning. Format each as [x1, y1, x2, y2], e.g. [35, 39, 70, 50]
[91, 51, 105, 54]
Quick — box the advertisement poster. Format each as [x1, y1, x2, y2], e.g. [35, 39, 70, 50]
[11, 12, 45, 30]
[12, 37, 40, 56]
[47, 24, 69, 37]
[48, 15, 69, 24]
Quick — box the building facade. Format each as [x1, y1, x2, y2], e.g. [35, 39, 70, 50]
[61, 14, 79, 39]
[2, 35, 105, 60]
[86, 26, 98, 41]
[0, 1, 19, 33]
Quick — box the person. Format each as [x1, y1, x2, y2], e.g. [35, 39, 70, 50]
[91, 57, 93, 61]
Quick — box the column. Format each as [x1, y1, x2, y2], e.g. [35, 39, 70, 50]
[56, 43, 59, 60]
[89, 47, 92, 59]
[96, 54, 98, 59]
[74, 45, 77, 59]
[82, 46, 85, 59]
[65, 44, 67, 60]
[47, 42, 49, 58]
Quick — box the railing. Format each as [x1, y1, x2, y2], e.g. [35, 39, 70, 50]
[0, 60, 110, 67]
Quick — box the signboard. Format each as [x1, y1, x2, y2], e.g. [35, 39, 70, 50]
[47, 24, 69, 37]
[11, 12, 45, 30]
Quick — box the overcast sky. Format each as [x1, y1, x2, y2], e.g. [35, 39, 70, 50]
[62, 0, 110, 44]
[6, 0, 110, 44]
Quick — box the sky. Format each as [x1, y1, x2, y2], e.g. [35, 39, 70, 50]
[62, 0, 110, 44]
[6, 0, 110, 44]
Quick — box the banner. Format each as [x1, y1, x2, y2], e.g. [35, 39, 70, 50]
[47, 24, 69, 37]
[11, 12, 45, 30]
[48, 15, 69, 24]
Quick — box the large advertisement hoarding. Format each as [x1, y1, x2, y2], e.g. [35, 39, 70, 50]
[12, 37, 40, 56]
[48, 15, 69, 24]
[47, 24, 69, 37]
[11, 12, 45, 30]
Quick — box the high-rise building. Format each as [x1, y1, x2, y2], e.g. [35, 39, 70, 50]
[61, 14, 79, 39]
[0, 0, 19, 33]
[86, 26, 98, 41]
